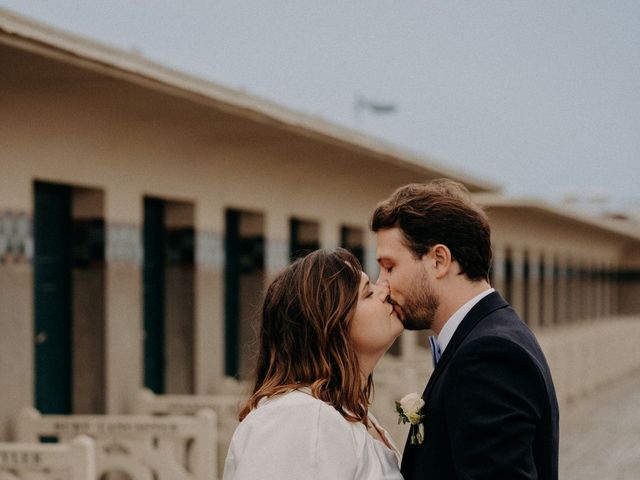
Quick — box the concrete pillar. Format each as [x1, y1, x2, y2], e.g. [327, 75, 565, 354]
[610, 264, 620, 316]
[104, 193, 143, 414]
[603, 261, 612, 317]
[583, 261, 593, 320]
[598, 263, 608, 317]
[364, 230, 380, 282]
[593, 261, 604, 319]
[511, 248, 526, 323]
[194, 205, 225, 394]
[542, 252, 556, 328]
[491, 244, 507, 297]
[584, 260, 594, 320]
[320, 220, 340, 251]
[556, 256, 569, 325]
[567, 258, 579, 323]
[527, 249, 541, 330]
[0, 208, 33, 440]
[264, 214, 289, 283]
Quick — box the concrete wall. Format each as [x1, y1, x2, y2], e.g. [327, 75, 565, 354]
[0, 69, 418, 438]
[371, 315, 640, 453]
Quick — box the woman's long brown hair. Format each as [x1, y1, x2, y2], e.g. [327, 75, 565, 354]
[238, 248, 373, 424]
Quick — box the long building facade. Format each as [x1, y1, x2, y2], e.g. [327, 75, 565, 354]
[1, 8, 640, 458]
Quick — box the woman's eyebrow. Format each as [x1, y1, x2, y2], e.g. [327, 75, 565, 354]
[361, 280, 370, 295]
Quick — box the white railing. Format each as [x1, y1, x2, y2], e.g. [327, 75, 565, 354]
[536, 315, 640, 407]
[371, 315, 640, 453]
[15, 408, 215, 480]
[0, 435, 95, 480]
[132, 389, 241, 479]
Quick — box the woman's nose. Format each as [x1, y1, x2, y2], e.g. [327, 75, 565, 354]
[374, 282, 390, 300]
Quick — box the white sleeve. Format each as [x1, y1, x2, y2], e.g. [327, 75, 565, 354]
[223, 400, 361, 480]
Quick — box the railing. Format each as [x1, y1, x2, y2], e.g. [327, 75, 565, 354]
[132, 389, 241, 479]
[371, 314, 640, 453]
[0, 435, 95, 480]
[15, 408, 215, 480]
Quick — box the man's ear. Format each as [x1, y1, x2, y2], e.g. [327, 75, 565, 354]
[430, 244, 452, 279]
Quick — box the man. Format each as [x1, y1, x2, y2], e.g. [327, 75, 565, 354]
[372, 179, 559, 480]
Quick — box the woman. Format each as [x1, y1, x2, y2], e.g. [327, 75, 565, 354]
[223, 248, 404, 479]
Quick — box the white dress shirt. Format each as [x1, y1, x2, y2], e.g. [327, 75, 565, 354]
[435, 288, 495, 355]
[223, 389, 403, 480]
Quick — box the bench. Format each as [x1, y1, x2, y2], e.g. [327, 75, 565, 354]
[0, 435, 94, 480]
[132, 389, 242, 478]
[15, 408, 215, 480]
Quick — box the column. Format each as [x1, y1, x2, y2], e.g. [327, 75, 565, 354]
[567, 258, 579, 323]
[105, 192, 143, 413]
[556, 256, 569, 325]
[320, 220, 340, 251]
[194, 205, 225, 394]
[610, 264, 620, 316]
[542, 252, 556, 328]
[264, 214, 289, 283]
[364, 230, 380, 281]
[491, 244, 507, 297]
[510, 248, 526, 322]
[0, 207, 33, 439]
[602, 261, 612, 317]
[527, 249, 541, 330]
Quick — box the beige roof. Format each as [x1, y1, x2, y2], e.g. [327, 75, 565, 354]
[475, 194, 640, 244]
[0, 7, 499, 193]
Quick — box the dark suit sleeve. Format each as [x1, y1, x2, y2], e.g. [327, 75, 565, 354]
[443, 336, 547, 479]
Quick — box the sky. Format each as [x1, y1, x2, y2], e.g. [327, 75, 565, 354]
[2, 1, 639, 212]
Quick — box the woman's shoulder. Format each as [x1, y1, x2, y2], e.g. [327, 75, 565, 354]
[243, 389, 349, 424]
[236, 389, 366, 444]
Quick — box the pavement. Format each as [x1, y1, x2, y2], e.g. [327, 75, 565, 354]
[560, 372, 640, 480]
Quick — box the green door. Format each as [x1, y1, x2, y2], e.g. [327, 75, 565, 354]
[34, 182, 72, 414]
[224, 210, 240, 378]
[143, 197, 165, 393]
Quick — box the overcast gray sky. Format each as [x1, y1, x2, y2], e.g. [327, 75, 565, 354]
[2, 1, 639, 210]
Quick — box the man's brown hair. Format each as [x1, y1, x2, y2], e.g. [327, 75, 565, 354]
[239, 248, 373, 424]
[371, 179, 492, 281]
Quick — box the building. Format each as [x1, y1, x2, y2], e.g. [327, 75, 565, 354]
[1, 7, 639, 456]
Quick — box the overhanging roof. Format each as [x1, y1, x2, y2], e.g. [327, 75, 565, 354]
[0, 7, 499, 193]
[475, 194, 640, 244]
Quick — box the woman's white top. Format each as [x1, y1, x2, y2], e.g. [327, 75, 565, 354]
[223, 389, 403, 480]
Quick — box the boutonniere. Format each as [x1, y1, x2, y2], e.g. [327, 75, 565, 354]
[395, 393, 425, 445]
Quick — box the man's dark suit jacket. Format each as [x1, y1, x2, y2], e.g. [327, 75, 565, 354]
[401, 291, 559, 480]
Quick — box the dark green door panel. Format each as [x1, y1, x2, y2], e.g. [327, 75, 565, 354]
[224, 210, 240, 378]
[143, 197, 165, 394]
[34, 182, 72, 414]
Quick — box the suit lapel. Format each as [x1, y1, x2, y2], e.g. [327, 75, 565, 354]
[422, 291, 509, 400]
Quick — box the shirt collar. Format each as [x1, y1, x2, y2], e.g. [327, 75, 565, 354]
[436, 288, 495, 354]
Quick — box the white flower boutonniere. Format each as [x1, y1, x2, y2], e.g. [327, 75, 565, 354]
[395, 393, 425, 445]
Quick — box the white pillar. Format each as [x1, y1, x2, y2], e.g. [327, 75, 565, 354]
[265, 214, 289, 282]
[603, 261, 612, 317]
[556, 256, 569, 325]
[194, 204, 225, 394]
[610, 264, 620, 316]
[364, 230, 380, 281]
[320, 220, 339, 251]
[491, 244, 507, 297]
[105, 193, 143, 413]
[542, 252, 556, 328]
[527, 249, 541, 330]
[511, 248, 526, 323]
